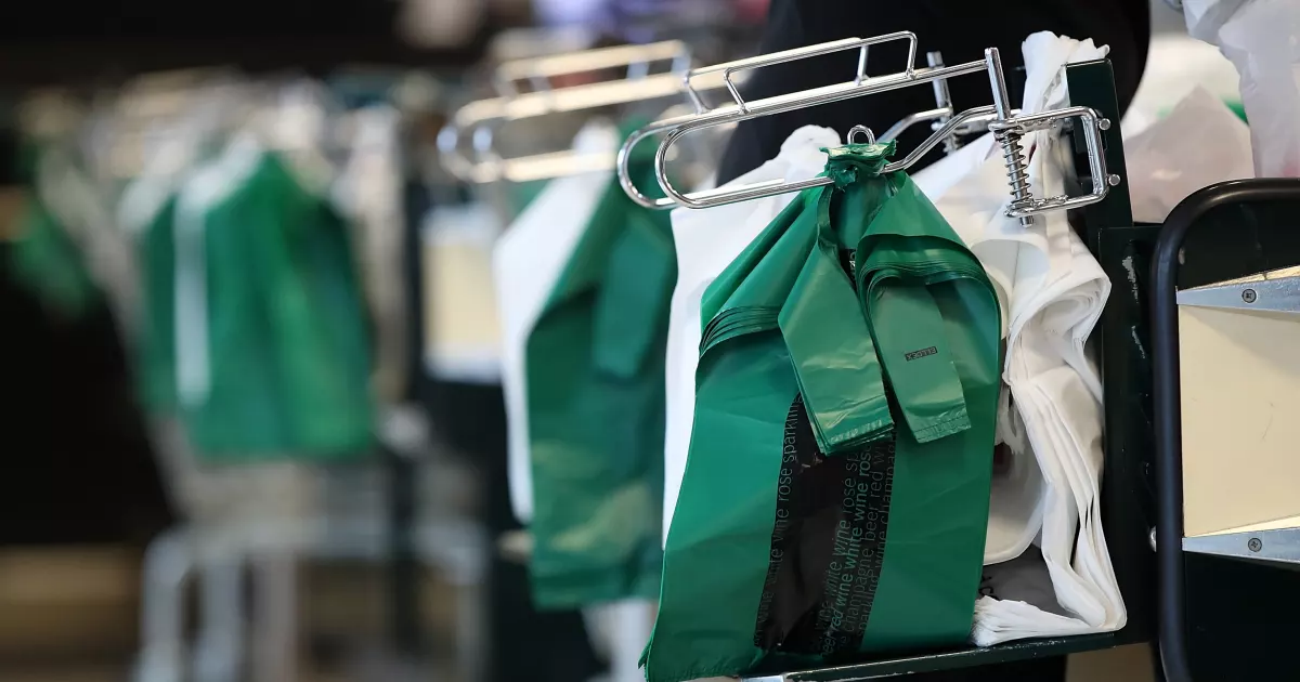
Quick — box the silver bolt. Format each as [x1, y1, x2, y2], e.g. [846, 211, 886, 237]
[1243, 289, 1258, 304]
[1099, 118, 1112, 131]
[1107, 174, 1122, 187]
[1248, 537, 1263, 552]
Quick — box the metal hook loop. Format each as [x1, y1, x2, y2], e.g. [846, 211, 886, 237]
[847, 125, 876, 145]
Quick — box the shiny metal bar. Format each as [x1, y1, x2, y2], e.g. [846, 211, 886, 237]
[679, 37, 870, 112]
[495, 40, 690, 89]
[621, 36, 1118, 216]
[695, 32, 918, 113]
[1178, 268, 1300, 314]
[927, 52, 960, 154]
[440, 73, 693, 182]
[877, 106, 953, 144]
[619, 58, 990, 209]
[1184, 526, 1300, 566]
[439, 40, 698, 184]
[632, 106, 998, 210]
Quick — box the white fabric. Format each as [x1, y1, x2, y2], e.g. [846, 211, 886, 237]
[913, 32, 1125, 644]
[661, 125, 840, 544]
[495, 122, 619, 524]
[1121, 34, 1239, 137]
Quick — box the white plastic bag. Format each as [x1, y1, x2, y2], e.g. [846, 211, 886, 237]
[661, 125, 839, 542]
[1122, 34, 1240, 137]
[913, 32, 1125, 645]
[1126, 86, 1254, 223]
[495, 122, 619, 523]
[1185, 0, 1300, 177]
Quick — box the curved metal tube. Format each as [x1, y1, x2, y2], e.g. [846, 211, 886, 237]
[877, 106, 953, 144]
[618, 120, 684, 209]
[437, 96, 507, 182]
[642, 103, 998, 211]
[440, 72, 699, 184]
[438, 40, 696, 184]
[495, 40, 690, 96]
[682, 32, 919, 113]
[618, 59, 991, 210]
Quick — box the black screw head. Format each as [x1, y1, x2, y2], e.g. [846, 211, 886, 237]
[1248, 537, 1263, 552]
[1243, 289, 1258, 304]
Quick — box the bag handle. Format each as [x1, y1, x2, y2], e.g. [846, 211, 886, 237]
[856, 176, 981, 444]
[592, 209, 676, 379]
[778, 182, 894, 454]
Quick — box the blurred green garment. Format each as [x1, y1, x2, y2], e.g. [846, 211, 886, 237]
[7, 194, 100, 320]
[7, 143, 121, 323]
[522, 123, 671, 608]
[134, 134, 374, 460]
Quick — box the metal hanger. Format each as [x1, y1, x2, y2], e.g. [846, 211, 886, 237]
[617, 31, 1120, 221]
[438, 40, 718, 184]
[438, 39, 962, 187]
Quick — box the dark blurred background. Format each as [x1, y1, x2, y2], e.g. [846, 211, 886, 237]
[0, 3, 767, 682]
[0, 1, 1203, 681]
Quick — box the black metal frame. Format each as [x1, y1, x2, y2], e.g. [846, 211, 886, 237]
[1150, 178, 1300, 682]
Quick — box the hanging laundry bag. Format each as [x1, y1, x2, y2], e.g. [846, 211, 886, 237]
[521, 124, 672, 608]
[645, 140, 1000, 682]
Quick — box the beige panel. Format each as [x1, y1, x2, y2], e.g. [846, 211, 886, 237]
[421, 206, 503, 380]
[1180, 305, 1300, 537]
[424, 240, 502, 349]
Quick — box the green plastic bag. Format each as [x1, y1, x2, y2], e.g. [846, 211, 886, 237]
[644, 142, 1001, 682]
[148, 144, 374, 460]
[7, 196, 101, 321]
[137, 194, 181, 413]
[523, 136, 672, 609]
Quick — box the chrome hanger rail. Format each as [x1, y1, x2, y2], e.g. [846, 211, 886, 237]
[616, 31, 1120, 219]
[438, 38, 964, 186]
[438, 40, 704, 184]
